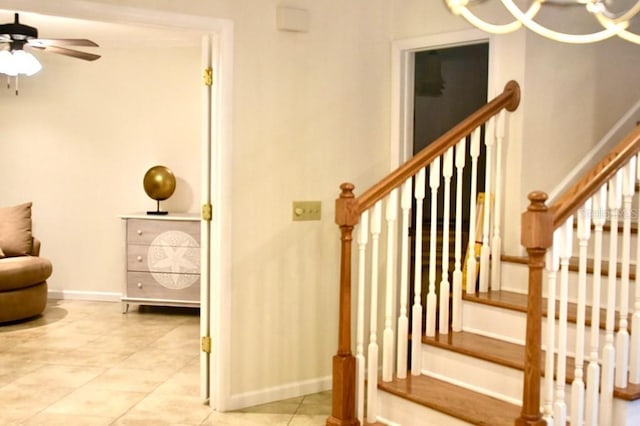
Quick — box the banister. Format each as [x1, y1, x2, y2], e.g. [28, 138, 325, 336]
[549, 124, 640, 228]
[328, 79, 521, 426]
[518, 110, 640, 426]
[356, 80, 521, 214]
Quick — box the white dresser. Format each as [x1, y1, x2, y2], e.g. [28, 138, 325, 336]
[120, 213, 201, 313]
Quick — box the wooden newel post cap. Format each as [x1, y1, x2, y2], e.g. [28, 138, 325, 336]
[335, 183, 359, 227]
[521, 191, 553, 249]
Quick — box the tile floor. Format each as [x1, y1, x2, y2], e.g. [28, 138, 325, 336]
[0, 299, 331, 425]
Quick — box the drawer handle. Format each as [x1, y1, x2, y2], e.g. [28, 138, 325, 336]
[137, 256, 143, 262]
[137, 282, 143, 289]
[137, 229, 143, 236]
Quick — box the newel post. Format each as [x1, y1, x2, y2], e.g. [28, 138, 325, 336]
[516, 192, 553, 426]
[327, 183, 360, 426]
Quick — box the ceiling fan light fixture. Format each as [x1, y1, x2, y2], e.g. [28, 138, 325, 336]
[0, 50, 16, 76]
[0, 49, 41, 76]
[12, 49, 42, 76]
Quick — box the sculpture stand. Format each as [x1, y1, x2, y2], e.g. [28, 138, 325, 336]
[147, 200, 168, 215]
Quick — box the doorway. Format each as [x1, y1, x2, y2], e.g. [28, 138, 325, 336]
[0, 0, 234, 412]
[404, 39, 490, 334]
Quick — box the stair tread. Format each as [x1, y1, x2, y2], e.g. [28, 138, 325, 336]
[422, 330, 640, 400]
[378, 374, 520, 426]
[462, 289, 632, 332]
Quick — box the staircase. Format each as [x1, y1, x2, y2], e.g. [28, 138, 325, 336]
[326, 80, 640, 426]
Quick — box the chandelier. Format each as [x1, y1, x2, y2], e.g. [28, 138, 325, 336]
[446, 0, 640, 44]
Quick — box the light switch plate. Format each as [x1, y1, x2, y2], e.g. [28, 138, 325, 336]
[292, 201, 321, 221]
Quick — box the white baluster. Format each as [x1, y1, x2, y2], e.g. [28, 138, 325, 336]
[585, 185, 607, 426]
[452, 139, 466, 332]
[383, 189, 398, 382]
[600, 171, 623, 426]
[554, 217, 574, 426]
[571, 201, 591, 426]
[367, 201, 382, 424]
[491, 111, 505, 291]
[479, 120, 494, 293]
[543, 232, 560, 426]
[355, 211, 369, 424]
[396, 180, 412, 379]
[411, 168, 426, 376]
[426, 157, 441, 337]
[631, 153, 640, 384]
[439, 147, 454, 335]
[466, 128, 481, 294]
[616, 158, 636, 388]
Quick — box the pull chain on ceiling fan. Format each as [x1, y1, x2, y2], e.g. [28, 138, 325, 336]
[0, 13, 101, 94]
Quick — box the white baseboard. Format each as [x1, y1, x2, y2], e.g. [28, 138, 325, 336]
[48, 289, 121, 302]
[225, 376, 331, 411]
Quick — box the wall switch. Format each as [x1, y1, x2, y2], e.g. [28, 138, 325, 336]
[292, 201, 321, 221]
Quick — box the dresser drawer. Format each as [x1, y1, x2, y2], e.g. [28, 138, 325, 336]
[127, 271, 200, 301]
[127, 244, 200, 273]
[127, 219, 200, 246]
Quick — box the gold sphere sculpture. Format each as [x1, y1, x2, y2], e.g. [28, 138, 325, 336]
[143, 166, 176, 215]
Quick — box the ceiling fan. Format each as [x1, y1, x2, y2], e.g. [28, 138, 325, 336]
[0, 12, 100, 63]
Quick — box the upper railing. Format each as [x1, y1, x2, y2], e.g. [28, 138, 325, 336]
[520, 123, 640, 425]
[327, 80, 521, 426]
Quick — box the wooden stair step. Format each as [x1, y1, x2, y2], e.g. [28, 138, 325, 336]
[502, 254, 637, 280]
[462, 289, 632, 332]
[378, 374, 520, 426]
[422, 330, 640, 401]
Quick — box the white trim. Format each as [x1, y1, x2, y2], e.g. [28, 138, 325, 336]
[210, 23, 234, 413]
[200, 34, 213, 406]
[48, 289, 120, 302]
[226, 376, 332, 411]
[2, 0, 235, 413]
[390, 29, 494, 167]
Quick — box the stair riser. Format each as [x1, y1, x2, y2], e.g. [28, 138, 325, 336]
[500, 261, 637, 312]
[572, 230, 639, 263]
[613, 397, 640, 426]
[420, 343, 525, 404]
[421, 343, 584, 415]
[462, 300, 608, 360]
[377, 391, 471, 426]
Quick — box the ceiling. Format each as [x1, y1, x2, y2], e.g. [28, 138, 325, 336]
[0, 8, 203, 49]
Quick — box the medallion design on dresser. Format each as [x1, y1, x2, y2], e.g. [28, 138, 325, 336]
[148, 230, 200, 289]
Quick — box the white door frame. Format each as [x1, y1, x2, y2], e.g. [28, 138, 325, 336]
[390, 29, 495, 167]
[0, 0, 234, 411]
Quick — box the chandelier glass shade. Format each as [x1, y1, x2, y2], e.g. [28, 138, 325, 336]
[0, 49, 42, 76]
[446, 0, 640, 44]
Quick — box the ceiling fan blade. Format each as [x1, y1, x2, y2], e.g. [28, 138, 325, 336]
[29, 38, 99, 47]
[31, 45, 100, 61]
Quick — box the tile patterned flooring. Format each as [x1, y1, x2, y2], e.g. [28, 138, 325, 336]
[0, 299, 331, 425]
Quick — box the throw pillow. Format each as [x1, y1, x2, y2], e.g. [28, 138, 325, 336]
[0, 202, 33, 257]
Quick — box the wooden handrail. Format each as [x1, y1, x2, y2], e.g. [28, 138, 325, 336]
[357, 80, 521, 214]
[550, 124, 640, 228]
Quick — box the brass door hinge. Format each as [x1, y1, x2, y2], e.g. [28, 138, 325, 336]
[202, 203, 212, 221]
[203, 67, 213, 87]
[201, 336, 212, 353]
